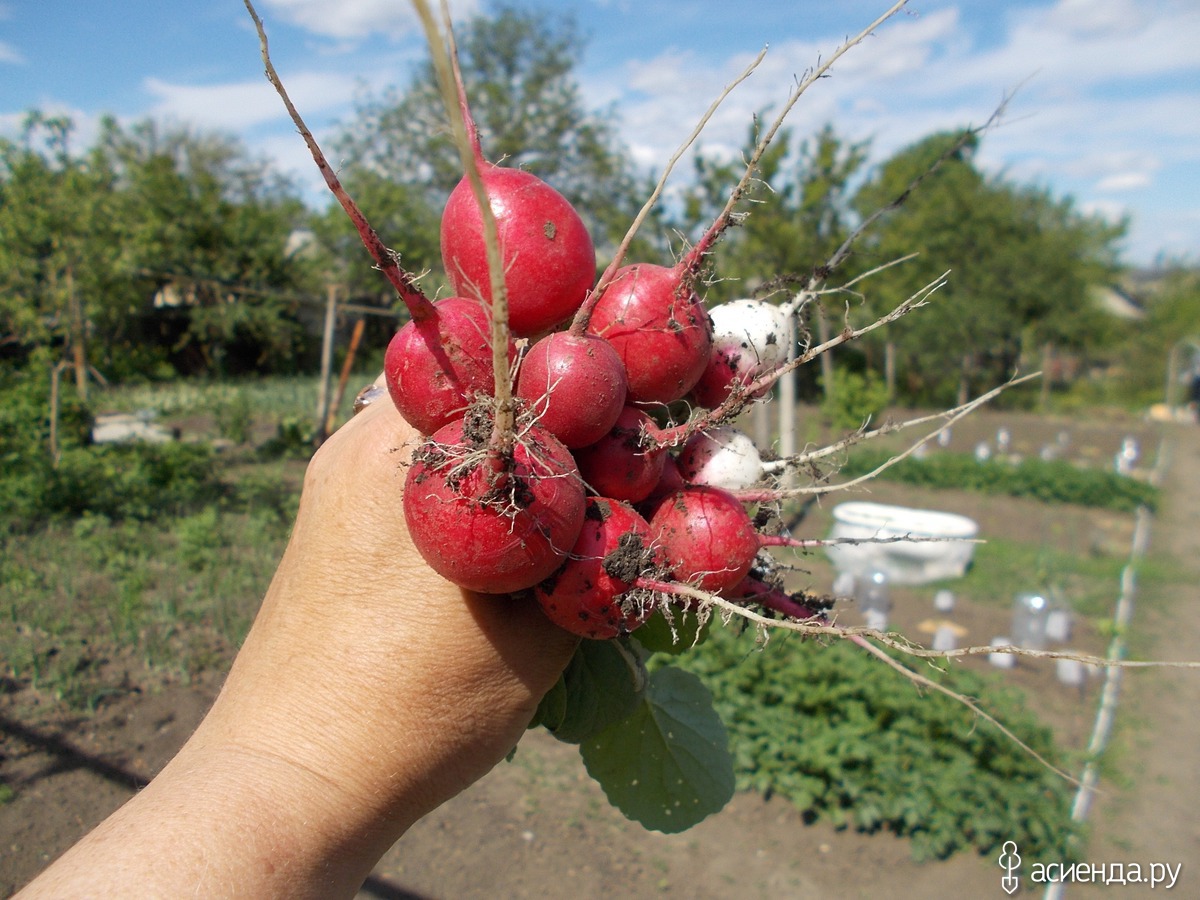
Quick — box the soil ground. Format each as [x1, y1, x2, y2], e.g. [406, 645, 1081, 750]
[3, 408, 1197, 898]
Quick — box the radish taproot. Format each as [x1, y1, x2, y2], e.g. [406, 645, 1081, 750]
[515, 331, 628, 449]
[383, 296, 511, 436]
[439, 53, 596, 337]
[535, 498, 662, 639]
[691, 298, 791, 407]
[677, 426, 765, 490]
[573, 405, 667, 503]
[403, 415, 585, 594]
[649, 485, 760, 594]
[441, 166, 597, 336]
[584, 263, 713, 404]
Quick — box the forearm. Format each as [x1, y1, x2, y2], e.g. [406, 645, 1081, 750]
[16, 742, 387, 899]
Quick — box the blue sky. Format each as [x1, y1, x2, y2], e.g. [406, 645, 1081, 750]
[2, 0, 1198, 267]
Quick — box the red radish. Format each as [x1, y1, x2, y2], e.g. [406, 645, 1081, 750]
[515, 331, 628, 448]
[573, 406, 666, 503]
[535, 498, 662, 639]
[677, 426, 765, 490]
[439, 46, 596, 338]
[649, 485, 759, 594]
[383, 296, 512, 436]
[441, 166, 595, 338]
[639, 453, 687, 513]
[403, 416, 585, 594]
[691, 299, 791, 408]
[584, 263, 713, 404]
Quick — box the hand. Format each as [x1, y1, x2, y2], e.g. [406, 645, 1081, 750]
[17, 384, 579, 899]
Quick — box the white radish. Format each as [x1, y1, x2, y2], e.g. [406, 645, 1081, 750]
[678, 426, 764, 489]
[691, 299, 793, 407]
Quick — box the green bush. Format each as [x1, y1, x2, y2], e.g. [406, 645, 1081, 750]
[22, 442, 223, 527]
[838, 449, 1158, 512]
[0, 363, 92, 460]
[674, 627, 1076, 862]
[0, 366, 224, 530]
[821, 368, 890, 432]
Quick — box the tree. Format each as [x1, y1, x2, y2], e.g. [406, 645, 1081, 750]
[0, 113, 124, 390]
[1116, 266, 1200, 406]
[680, 124, 869, 299]
[849, 131, 1125, 404]
[0, 113, 312, 379]
[332, 2, 647, 260]
[97, 117, 311, 374]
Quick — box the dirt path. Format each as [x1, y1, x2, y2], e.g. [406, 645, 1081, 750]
[1072, 423, 1200, 896]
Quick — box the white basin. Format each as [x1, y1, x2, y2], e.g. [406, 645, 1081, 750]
[825, 501, 979, 585]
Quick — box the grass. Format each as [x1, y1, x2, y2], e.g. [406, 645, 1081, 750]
[1, 489, 297, 707]
[2, 371, 307, 708]
[944, 536, 1130, 620]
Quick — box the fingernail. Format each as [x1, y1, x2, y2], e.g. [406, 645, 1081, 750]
[353, 383, 387, 415]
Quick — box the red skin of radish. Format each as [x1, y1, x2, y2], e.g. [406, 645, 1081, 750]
[689, 344, 770, 409]
[649, 485, 759, 595]
[635, 453, 686, 522]
[584, 263, 713, 404]
[403, 418, 585, 594]
[383, 296, 511, 436]
[535, 498, 660, 639]
[515, 332, 628, 449]
[573, 406, 665, 504]
[441, 166, 596, 337]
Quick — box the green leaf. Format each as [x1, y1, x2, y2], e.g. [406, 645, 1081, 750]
[580, 665, 734, 833]
[631, 608, 710, 656]
[536, 639, 643, 744]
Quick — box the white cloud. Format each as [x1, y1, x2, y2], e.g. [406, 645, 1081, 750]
[1079, 198, 1130, 225]
[1040, 0, 1154, 39]
[1097, 171, 1152, 192]
[144, 71, 358, 132]
[576, 1, 1199, 265]
[260, 0, 480, 41]
[0, 39, 23, 64]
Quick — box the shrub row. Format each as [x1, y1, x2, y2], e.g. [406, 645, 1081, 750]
[838, 449, 1158, 512]
[674, 626, 1076, 862]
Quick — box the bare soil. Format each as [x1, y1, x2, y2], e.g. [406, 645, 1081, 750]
[3, 409, 1197, 899]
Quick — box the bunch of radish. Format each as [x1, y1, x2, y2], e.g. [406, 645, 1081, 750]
[248, 0, 1011, 836]
[378, 47, 825, 643]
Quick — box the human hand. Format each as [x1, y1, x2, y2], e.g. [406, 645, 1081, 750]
[18, 384, 578, 899]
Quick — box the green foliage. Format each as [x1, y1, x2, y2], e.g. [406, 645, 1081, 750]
[1, 113, 311, 379]
[0, 360, 92, 459]
[580, 666, 735, 834]
[258, 415, 317, 460]
[1111, 267, 1200, 406]
[213, 388, 254, 444]
[533, 639, 736, 833]
[955, 536, 1127, 618]
[533, 640, 642, 744]
[847, 131, 1125, 405]
[820, 367, 890, 431]
[333, 2, 648, 256]
[0, 365, 223, 531]
[838, 449, 1158, 512]
[41, 443, 222, 525]
[674, 629, 1075, 862]
[2, 492, 295, 706]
